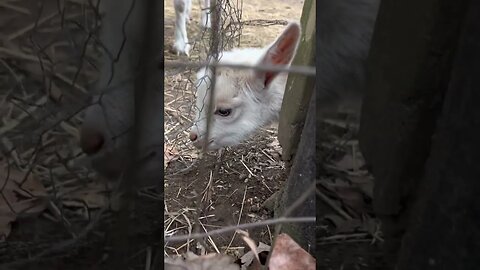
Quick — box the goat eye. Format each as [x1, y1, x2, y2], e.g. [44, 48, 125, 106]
[215, 108, 232, 117]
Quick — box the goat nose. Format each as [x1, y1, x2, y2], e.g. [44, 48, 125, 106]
[79, 127, 105, 155]
[189, 132, 198, 142]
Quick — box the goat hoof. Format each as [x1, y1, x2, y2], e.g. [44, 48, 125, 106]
[173, 42, 191, 57]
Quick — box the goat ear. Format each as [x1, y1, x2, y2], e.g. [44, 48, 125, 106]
[255, 22, 301, 88]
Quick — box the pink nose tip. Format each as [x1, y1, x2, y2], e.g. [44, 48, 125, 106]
[79, 127, 105, 155]
[189, 132, 198, 142]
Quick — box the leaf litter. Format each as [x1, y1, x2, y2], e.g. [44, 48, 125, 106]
[0, 164, 48, 241]
[317, 108, 384, 267]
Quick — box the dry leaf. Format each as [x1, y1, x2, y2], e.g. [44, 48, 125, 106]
[62, 181, 110, 209]
[324, 214, 364, 234]
[0, 211, 15, 242]
[266, 137, 282, 157]
[334, 186, 367, 217]
[240, 242, 270, 270]
[332, 152, 365, 172]
[321, 178, 370, 218]
[165, 252, 240, 270]
[347, 175, 374, 199]
[238, 230, 260, 264]
[0, 165, 48, 240]
[164, 143, 179, 169]
[269, 233, 315, 270]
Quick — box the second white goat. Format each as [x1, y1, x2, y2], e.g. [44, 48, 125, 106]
[173, 0, 211, 56]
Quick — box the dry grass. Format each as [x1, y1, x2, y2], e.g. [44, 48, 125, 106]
[0, 0, 110, 266]
[162, 0, 306, 260]
[0, 0, 382, 268]
[163, 0, 305, 168]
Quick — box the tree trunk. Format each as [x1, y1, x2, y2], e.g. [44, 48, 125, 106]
[359, 0, 468, 263]
[275, 88, 316, 255]
[278, 0, 315, 162]
[397, 1, 480, 268]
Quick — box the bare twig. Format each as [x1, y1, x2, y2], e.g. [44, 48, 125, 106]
[164, 216, 316, 243]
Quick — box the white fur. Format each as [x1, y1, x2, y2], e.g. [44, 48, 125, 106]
[189, 22, 301, 151]
[173, 0, 211, 56]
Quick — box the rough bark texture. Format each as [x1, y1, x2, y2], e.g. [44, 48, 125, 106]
[396, 1, 480, 268]
[359, 0, 468, 262]
[278, 0, 315, 162]
[274, 0, 316, 255]
[275, 89, 316, 256]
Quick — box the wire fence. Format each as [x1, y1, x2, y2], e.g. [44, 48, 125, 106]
[163, 0, 315, 171]
[163, 0, 316, 260]
[164, 0, 245, 166]
[0, 0, 109, 266]
[0, 0, 316, 267]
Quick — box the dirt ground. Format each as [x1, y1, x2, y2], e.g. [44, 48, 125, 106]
[0, 0, 389, 269]
[163, 0, 389, 269]
[163, 0, 304, 258]
[0, 1, 163, 269]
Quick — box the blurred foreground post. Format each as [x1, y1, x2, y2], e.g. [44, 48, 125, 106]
[359, 0, 471, 266]
[274, 0, 316, 255]
[97, 0, 163, 267]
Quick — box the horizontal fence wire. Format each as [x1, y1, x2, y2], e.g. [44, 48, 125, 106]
[163, 0, 316, 258]
[164, 60, 316, 76]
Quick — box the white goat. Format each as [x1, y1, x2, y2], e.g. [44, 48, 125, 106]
[80, 0, 379, 178]
[188, 22, 301, 151]
[173, 0, 211, 56]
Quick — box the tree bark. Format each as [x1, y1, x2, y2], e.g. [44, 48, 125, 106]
[359, 0, 468, 263]
[397, 1, 480, 268]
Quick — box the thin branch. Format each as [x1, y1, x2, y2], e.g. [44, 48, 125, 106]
[164, 216, 316, 243]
